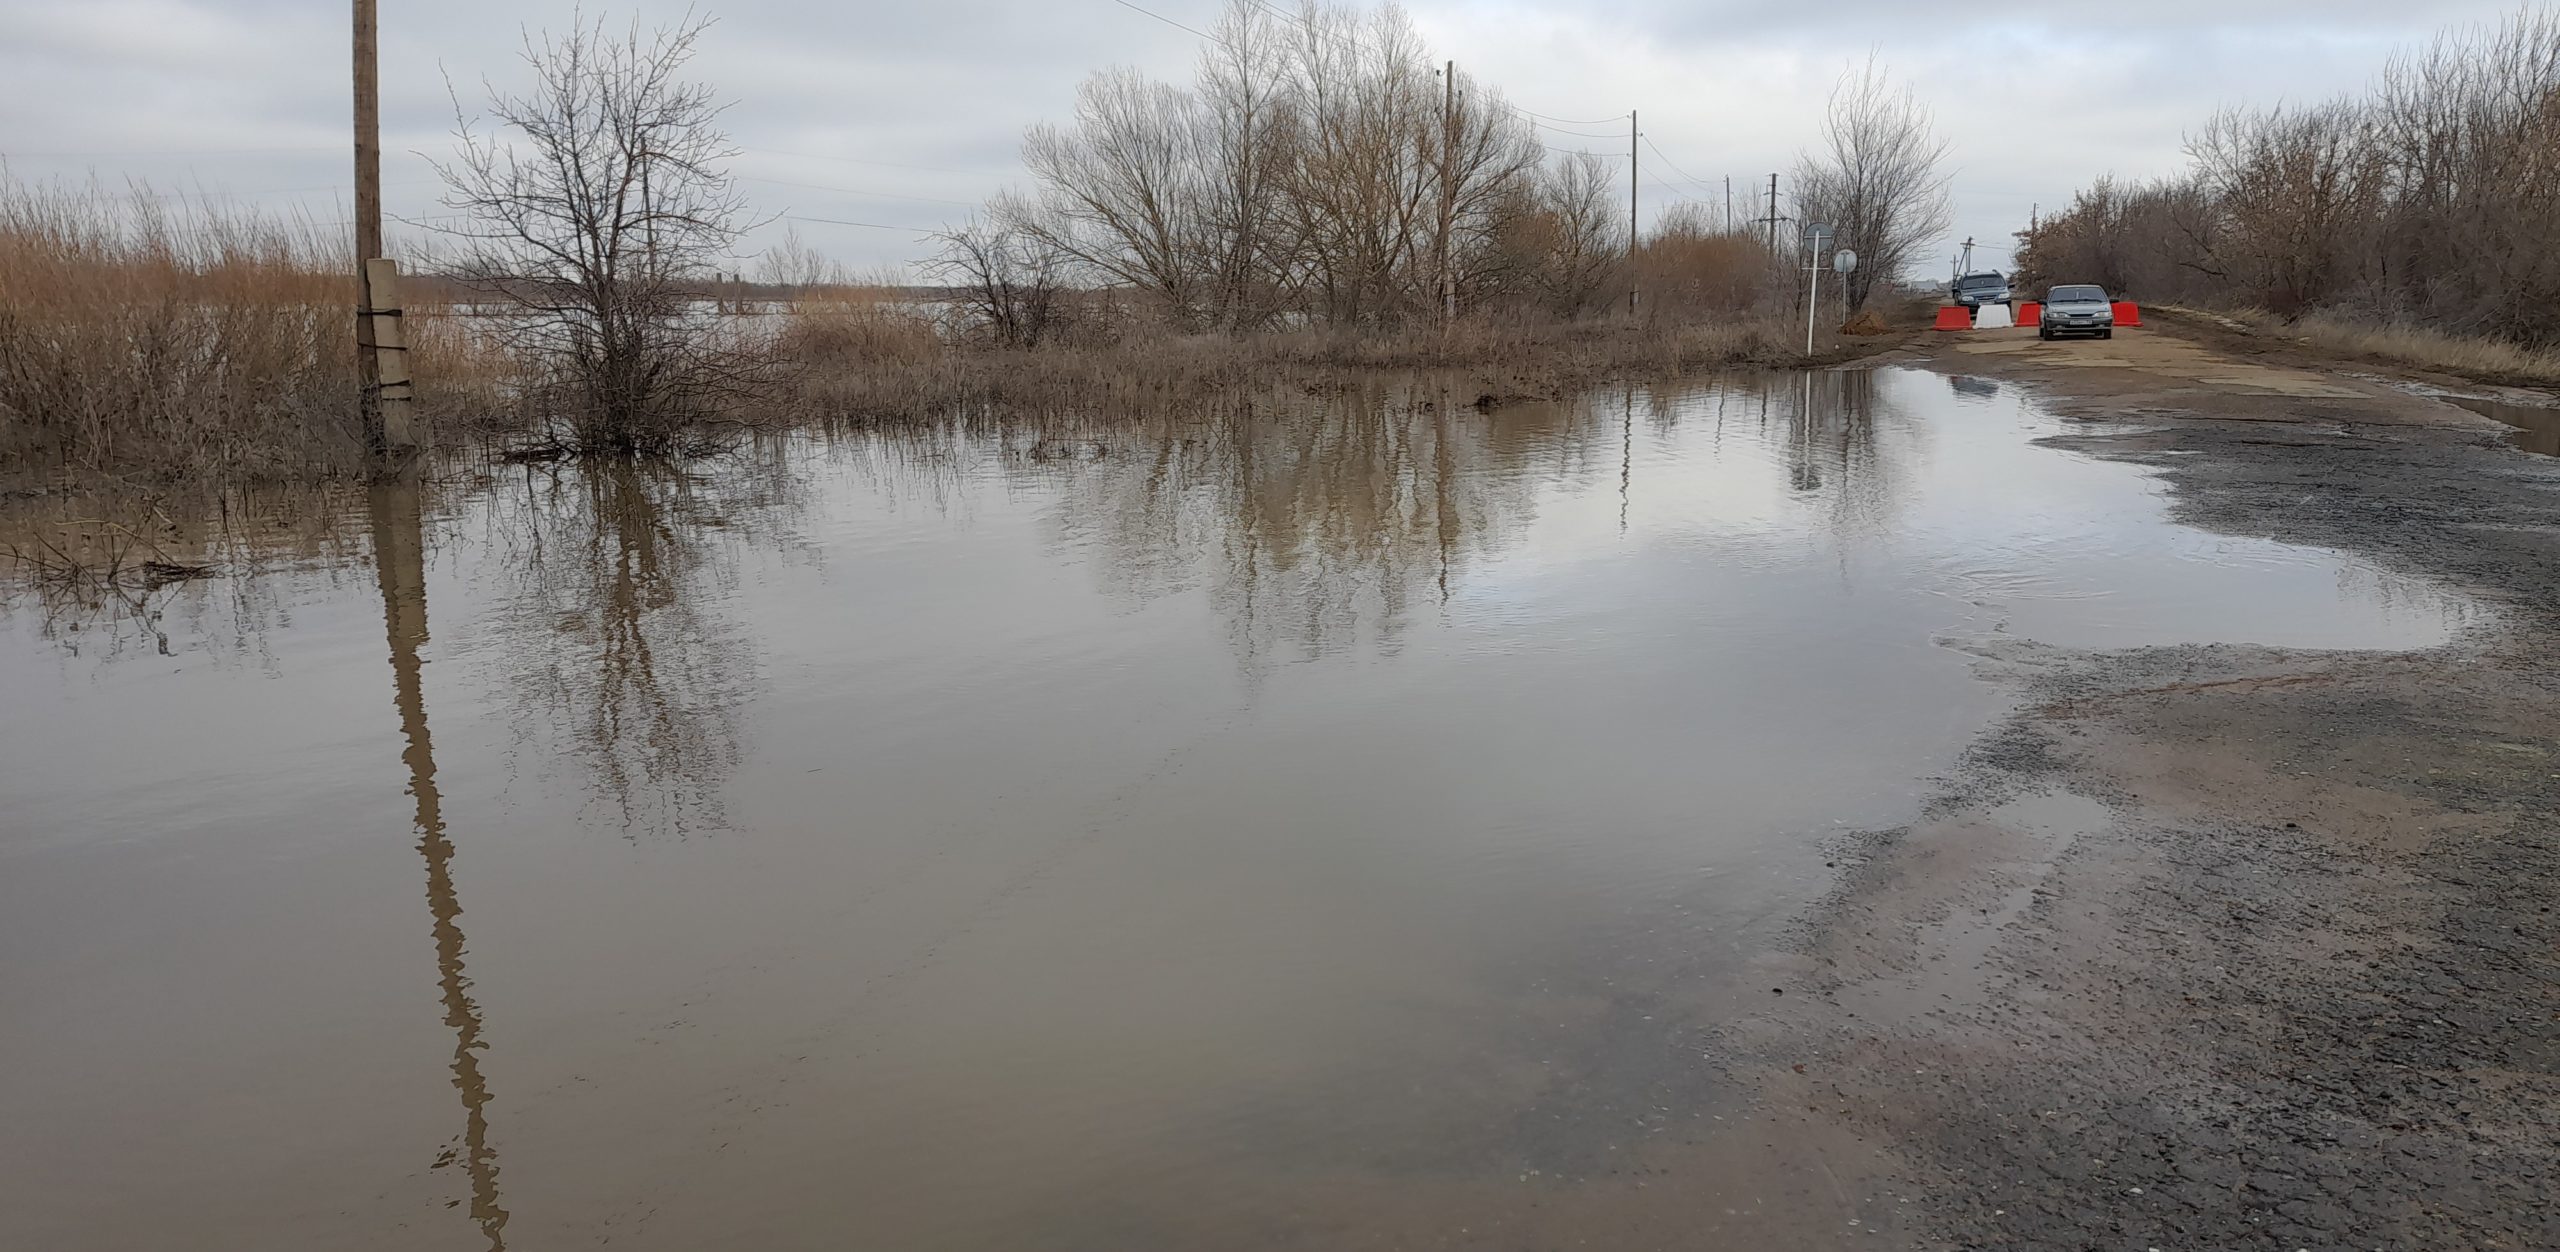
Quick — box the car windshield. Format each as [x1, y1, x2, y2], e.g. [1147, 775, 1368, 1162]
[2049, 285, 2107, 301]
[1959, 275, 2005, 289]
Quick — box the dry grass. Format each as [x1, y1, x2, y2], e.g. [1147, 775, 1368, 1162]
[2203, 306, 2560, 388]
[768, 302, 1879, 429]
[0, 177, 520, 483]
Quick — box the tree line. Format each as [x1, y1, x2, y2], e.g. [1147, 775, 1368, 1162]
[941, 2, 1953, 346]
[935, 1, 1633, 341]
[2016, 10, 2560, 348]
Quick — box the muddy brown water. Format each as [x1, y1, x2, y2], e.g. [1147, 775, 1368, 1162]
[2442, 391, 2560, 457]
[0, 368, 2478, 1249]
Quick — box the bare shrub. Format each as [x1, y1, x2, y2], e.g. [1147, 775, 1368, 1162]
[930, 203, 1070, 348]
[1627, 203, 1779, 322]
[433, 9, 764, 453]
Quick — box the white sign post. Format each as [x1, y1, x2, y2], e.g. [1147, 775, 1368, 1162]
[1802, 225, 1834, 356]
[1826, 250, 1860, 348]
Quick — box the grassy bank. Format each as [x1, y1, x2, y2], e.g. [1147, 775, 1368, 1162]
[767, 301, 1910, 430]
[2158, 306, 2560, 391]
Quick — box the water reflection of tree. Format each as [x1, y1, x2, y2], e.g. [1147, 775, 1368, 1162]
[1007, 380, 1602, 666]
[475, 449, 803, 837]
[0, 486, 370, 664]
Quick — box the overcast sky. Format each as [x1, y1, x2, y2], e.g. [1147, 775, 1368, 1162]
[0, 1, 2528, 279]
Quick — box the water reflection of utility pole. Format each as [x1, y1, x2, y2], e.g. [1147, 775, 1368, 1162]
[368, 481, 510, 1250]
[1435, 383, 1457, 605]
[1620, 384, 1634, 534]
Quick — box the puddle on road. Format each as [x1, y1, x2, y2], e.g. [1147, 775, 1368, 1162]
[0, 368, 2479, 1249]
[2442, 392, 2560, 457]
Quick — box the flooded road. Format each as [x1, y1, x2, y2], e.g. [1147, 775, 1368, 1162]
[0, 368, 2477, 1249]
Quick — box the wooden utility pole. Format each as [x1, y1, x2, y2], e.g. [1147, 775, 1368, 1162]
[353, 0, 414, 457]
[1724, 175, 1732, 233]
[354, 0, 381, 435]
[1627, 110, 1638, 316]
[355, 0, 381, 271]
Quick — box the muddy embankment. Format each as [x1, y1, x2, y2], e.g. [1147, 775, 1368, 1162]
[1716, 325, 2560, 1249]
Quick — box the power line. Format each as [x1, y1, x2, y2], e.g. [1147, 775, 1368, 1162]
[1528, 120, 1624, 139]
[1639, 134, 1720, 196]
[740, 146, 1011, 179]
[1518, 107, 1632, 127]
[732, 173, 981, 207]
[0, 145, 340, 158]
[780, 213, 936, 234]
[1107, 0, 1216, 41]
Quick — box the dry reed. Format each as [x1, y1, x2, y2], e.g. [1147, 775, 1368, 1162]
[0, 177, 518, 482]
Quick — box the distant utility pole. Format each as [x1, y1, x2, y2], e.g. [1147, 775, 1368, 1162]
[1724, 176, 1732, 233]
[353, 0, 415, 458]
[1759, 174, 1782, 255]
[1627, 110, 1639, 316]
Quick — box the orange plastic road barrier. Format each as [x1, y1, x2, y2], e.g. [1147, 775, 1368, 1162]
[2112, 301, 2143, 327]
[1933, 305, 1973, 331]
[2016, 302, 2042, 325]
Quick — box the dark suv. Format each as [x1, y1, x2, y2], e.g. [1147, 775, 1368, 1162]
[1952, 271, 2012, 309]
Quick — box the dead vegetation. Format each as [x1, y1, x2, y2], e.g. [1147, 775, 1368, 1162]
[0, 516, 222, 656]
[2018, 10, 2560, 377]
[768, 300, 1856, 428]
[0, 177, 519, 482]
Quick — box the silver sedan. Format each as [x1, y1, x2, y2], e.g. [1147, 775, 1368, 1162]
[2039, 285, 2115, 340]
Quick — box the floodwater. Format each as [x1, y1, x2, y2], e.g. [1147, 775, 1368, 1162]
[0, 368, 2476, 1250]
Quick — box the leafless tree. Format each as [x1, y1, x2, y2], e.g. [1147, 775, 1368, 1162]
[2188, 102, 2386, 315]
[1502, 151, 1624, 317]
[930, 199, 1071, 348]
[1790, 58, 1951, 311]
[996, 0, 1587, 331]
[1195, 0, 1299, 331]
[1020, 67, 1215, 329]
[1425, 63, 1545, 320]
[432, 8, 760, 453]
[757, 224, 837, 291]
[1277, 2, 1437, 326]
